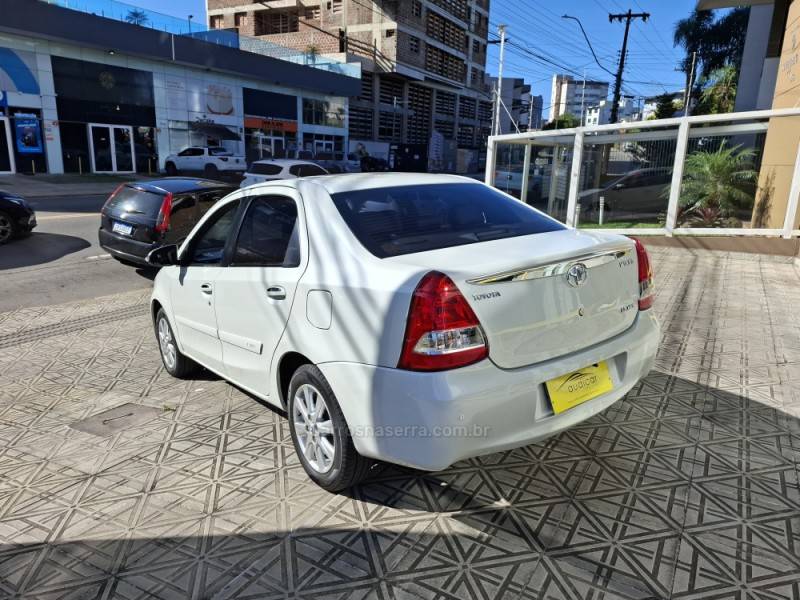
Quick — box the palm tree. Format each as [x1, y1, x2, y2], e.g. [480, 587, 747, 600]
[676, 143, 757, 227]
[125, 8, 150, 27]
[673, 8, 748, 111]
[696, 65, 739, 114]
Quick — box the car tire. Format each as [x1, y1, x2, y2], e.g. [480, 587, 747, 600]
[204, 164, 219, 179]
[165, 162, 178, 176]
[288, 365, 373, 492]
[154, 308, 198, 379]
[0, 211, 17, 245]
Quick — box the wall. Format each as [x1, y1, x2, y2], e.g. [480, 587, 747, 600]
[754, 0, 800, 229]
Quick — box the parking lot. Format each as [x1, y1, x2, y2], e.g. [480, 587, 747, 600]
[1, 246, 799, 599]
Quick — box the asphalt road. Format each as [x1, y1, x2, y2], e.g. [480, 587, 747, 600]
[0, 193, 156, 311]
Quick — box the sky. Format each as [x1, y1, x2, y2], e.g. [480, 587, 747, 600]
[130, 0, 700, 109]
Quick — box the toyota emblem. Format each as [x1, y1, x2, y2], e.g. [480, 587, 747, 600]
[566, 263, 588, 287]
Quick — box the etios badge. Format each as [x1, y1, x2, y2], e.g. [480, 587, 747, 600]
[566, 263, 588, 287]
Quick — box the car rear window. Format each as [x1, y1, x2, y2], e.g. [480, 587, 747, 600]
[104, 186, 165, 217]
[330, 183, 566, 258]
[251, 163, 283, 175]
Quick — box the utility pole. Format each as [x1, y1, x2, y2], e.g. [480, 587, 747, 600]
[493, 25, 507, 136]
[608, 10, 649, 123]
[684, 51, 697, 117]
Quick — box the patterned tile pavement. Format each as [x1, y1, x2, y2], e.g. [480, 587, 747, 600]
[1, 247, 800, 599]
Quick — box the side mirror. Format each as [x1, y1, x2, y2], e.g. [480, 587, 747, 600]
[146, 244, 179, 266]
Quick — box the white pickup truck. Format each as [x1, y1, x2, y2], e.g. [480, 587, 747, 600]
[164, 147, 245, 179]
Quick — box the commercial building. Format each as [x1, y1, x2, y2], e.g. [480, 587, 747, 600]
[487, 77, 542, 133]
[548, 74, 609, 123]
[206, 0, 494, 169]
[0, 0, 358, 175]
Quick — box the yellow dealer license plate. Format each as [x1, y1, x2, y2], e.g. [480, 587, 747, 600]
[546, 361, 613, 414]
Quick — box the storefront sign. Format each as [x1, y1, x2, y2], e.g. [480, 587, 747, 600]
[14, 114, 42, 154]
[244, 116, 298, 133]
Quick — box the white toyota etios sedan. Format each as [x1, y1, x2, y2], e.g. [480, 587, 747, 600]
[147, 174, 660, 491]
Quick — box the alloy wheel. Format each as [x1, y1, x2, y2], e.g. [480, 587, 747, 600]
[157, 317, 177, 370]
[292, 383, 336, 473]
[0, 215, 12, 244]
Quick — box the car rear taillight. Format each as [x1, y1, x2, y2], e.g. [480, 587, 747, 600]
[398, 271, 488, 371]
[633, 239, 654, 310]
[154, 192, 173, 235]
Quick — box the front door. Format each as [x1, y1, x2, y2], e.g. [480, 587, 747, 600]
[214, 192, 304, 398]
[0, 117, 15, 174]
[88, 123, 135, 173]
[171, 198, 242, 374]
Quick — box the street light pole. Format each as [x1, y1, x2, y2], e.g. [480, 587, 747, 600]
[493, 25, 506, 137]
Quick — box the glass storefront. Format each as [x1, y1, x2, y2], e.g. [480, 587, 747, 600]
[301, 133, 345, 160]
[51, 56, 156, 174]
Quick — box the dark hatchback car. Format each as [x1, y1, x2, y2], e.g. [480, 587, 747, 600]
[0, 190, 37, 245]
[99, 178, 235, 266]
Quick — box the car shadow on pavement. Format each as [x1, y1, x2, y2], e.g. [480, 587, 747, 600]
[0, 232, 90, 270]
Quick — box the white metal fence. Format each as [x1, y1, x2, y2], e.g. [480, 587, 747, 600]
[485, 109, 800, 239]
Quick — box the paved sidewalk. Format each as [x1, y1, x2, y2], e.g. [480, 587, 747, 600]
[0, 173, 159, 198]
[1, 248, 799, 599]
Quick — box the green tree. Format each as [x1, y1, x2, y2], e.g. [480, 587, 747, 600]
[676, 143, 757, 227]
[673, 8, 748, 109]
[654, 93, 677, 120]
[125, 8, 150, 26]
[695, 64, 738, 114]
[543, 113, 580, 130]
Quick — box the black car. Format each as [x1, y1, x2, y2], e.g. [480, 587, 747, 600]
[0, 190, 37, 245]
[99, 178, 235, 266]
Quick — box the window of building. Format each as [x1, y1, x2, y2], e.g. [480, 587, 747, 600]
[412, 0, 422, 17]
[210, 15, 224, 29]
[254, 9, 299, 35]
[386, 29, 396, 38]
[327, 0, 343, 13]
[302, 98, 346, 128]
[234, 12, 246, 28]
[409, 36, 420, 53]
[472, 39, 480, 55]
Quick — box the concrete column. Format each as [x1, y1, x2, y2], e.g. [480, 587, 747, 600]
[36, 54, 64, 174]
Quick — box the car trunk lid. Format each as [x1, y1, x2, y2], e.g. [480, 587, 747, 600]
[388, 229, 640, 369]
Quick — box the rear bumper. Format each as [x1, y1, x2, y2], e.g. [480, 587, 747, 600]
[98, 228, 156, 265]
[319, 311, 660, 471]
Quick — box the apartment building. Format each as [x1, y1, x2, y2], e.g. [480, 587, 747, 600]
[549, 74, 609, 124]
[487, 77, 543, 133]
[584, 96, 641, 126]
[207, 0, 493, 168]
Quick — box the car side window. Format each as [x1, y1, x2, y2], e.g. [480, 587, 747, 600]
[302, 164, 327, 177]
[187, 200, 240, 265]
[231, 196, 300, 267]
[178, 148, 193, 157]
[289, 164, 303, 177]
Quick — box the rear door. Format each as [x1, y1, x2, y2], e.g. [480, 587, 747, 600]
[170, 198, 241, 373]
[213, 191, 305, 397]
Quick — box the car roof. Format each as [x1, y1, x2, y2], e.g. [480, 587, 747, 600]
[243, 173, 479, 195]
[250, 159, 318, 167]
[124, 178, 235, 194]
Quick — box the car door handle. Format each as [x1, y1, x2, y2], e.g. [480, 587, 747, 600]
[266, 286, 286, 300]
[200, 283, 213, 295]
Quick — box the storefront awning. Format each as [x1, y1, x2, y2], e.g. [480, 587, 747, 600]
[190, 121, 241, 141]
